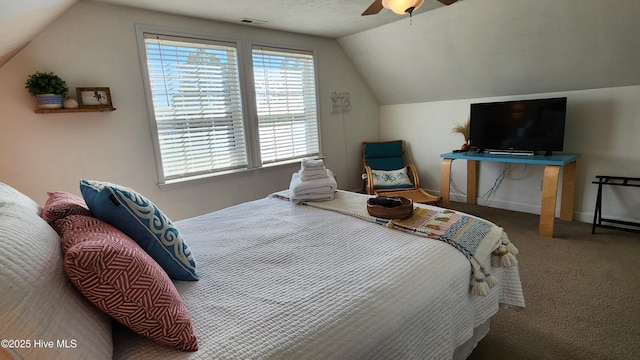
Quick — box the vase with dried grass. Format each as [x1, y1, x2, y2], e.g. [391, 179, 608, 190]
[452, 118, 470, 151]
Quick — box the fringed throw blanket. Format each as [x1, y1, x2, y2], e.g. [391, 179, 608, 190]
[274, 190, 519, 296]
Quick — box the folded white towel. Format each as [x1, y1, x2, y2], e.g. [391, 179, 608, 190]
[290, 169, 336, 194]
[291, 192, 335, 202]
[300, 158, 328, 181]
[300, 168, 328, 181]
[289, 169, 337, 203]
[301, 158, 325, 169]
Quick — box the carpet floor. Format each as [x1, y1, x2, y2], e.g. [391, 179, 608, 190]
[446, 202, 640, 360]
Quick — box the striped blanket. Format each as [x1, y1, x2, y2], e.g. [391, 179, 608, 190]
[274, 190, 519, 296]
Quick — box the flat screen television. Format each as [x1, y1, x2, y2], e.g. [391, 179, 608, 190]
[469, 97, 567, 155]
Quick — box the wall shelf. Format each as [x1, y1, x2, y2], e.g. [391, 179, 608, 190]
[34, 107, 116, 114]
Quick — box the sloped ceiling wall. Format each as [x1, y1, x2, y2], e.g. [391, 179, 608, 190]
[0, 0, 444, 67]
[338, 0, 640, 105]
[0, 0, 76, 67]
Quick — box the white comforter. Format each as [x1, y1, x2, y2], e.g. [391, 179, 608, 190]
[113, 191, 524, 359]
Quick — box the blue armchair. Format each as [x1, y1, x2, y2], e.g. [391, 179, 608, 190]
[362, 140, 441, 205]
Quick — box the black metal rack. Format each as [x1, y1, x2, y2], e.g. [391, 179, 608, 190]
[592, 175, 640, 234]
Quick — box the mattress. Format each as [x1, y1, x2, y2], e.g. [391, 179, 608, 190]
[113, 191, 524, 359]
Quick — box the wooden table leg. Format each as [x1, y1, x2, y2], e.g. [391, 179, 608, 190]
[467, 160, 478, 205]
[559, 160, 577, 221]
[440, 158, 453, 207]
[540, 165, 560, 237]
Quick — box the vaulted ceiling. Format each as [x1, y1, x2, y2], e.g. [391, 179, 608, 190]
[0, 0, 448, 67]
[339, 0, 640, 104]
[0, 0, 76, 67]
[2, 0, 640, 105]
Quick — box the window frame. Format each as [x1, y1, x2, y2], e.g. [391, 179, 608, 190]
[135, 25, 322, 187]
[250, 44, 321, 166]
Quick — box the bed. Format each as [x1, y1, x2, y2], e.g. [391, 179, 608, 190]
[0, 181, 524, 360]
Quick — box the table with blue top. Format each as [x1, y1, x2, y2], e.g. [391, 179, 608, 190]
[440, 151, 581, 237]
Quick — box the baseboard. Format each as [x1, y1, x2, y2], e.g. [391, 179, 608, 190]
[573, 211, 593, 224]
[438, 189, 600, 225]
[468, 198, 542, 215]
[380, 188, 632, 227]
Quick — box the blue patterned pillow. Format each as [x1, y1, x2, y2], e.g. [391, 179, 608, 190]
[371, 167, 413, 188]
[79, 180, 198, 281]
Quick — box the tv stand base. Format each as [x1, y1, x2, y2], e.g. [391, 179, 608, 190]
[439, 152, 581, 237]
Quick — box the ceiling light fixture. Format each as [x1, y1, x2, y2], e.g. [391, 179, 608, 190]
[381, 0, 425, 16]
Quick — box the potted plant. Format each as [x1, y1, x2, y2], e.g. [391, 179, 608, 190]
[25, 71, 69, 109]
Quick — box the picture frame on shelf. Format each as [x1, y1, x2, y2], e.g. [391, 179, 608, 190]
[76, 87, 112, 107]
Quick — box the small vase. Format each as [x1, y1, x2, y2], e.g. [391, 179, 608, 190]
[36, 94, 63, 109]
[63, 98, 79, 109]
[461, 142, 470, 151]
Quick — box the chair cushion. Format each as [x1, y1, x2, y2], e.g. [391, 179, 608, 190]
[371, 167, 414, 189]
[364, 141, 403, 158]
[364, 141, 405, 170]
[366, 156, 406, 171]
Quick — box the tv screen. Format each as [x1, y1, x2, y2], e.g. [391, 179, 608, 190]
[469, 97, 567, 154]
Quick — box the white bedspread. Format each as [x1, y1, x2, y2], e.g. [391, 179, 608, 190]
[113, 191, 524, 359]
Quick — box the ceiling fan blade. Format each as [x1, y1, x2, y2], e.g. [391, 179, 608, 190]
[437, 0, 458, 4]
[362, 0, 384, 16]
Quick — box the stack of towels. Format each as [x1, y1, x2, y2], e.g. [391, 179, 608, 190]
[289, 159, 337, 203]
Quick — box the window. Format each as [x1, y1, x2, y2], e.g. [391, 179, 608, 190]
[139, 29, 321, 184]
[143, 34, 246, 181]
[252, 46, 320, 164]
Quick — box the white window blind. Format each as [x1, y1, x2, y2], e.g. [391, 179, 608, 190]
[144, 34, 247, 181]
[252, 46, 320, 164]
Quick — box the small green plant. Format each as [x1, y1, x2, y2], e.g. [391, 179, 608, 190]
[25, 71, 69, 97]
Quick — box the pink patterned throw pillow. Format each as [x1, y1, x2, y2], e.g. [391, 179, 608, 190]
[42, 191, 92, 226]
[57, 215, 198, 352]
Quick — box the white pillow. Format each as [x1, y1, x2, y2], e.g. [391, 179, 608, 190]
[0, 182, 113, 360]
[0, 181, 41, 216]
[371, 167, 413, 187]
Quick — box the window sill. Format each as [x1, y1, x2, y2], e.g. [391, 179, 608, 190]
[156, 158, 321, 191]
[158, 168, 255, 190]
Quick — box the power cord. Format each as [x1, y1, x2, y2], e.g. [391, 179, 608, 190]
[449, 177, 466, 202]
[505, 163, 530, 180]
[448, 163, 531, 204]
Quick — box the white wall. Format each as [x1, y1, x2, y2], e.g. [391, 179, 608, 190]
[381, 86, 640, 224]
[0, 1, 379, 220]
